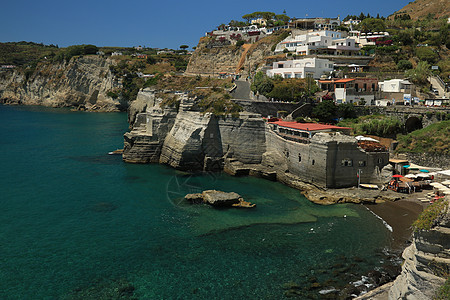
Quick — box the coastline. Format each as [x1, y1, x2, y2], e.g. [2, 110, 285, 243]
[363, 191, 427, 251]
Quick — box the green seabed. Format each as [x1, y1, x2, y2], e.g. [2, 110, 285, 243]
[167, 173, 359, 235]
[0, 104, 393, 299]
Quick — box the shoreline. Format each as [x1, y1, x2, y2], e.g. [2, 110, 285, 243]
[363, 191, 427, 251]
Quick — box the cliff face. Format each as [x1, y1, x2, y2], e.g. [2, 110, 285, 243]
[0, 56, 124, 111]
[123, 89, 266, 170]
[185, 34, 278, 77]
[389, 201, 450, 299]
[391, 0, 450, 20]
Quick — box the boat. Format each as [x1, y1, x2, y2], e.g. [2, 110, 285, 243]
[108, 149, 124, 155]
[359, 184, 379, 189]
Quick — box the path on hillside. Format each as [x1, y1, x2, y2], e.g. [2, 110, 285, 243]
[235, 44, 252, 74]
[428, 76, 448, 98]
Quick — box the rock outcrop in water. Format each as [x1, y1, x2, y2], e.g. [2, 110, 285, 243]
[0, 56, 125, 111]
[185, 190, 255, 208]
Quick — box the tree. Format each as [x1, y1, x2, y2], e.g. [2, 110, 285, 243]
[261, 12, 275, 21]
[337, 103, 356, 119]
[415, 47, 438, 64]
[83, 44, 98, 55]
[179, 45, 189, 50]
[359, 18, 386, 32]
[405, 61, 431, 85]
[395, 31, 413, 46]
[312, 100, 337, 123]
[267, 78, 315, 103]
[275, 14, 290, 23]
[397, 60, 413, 70]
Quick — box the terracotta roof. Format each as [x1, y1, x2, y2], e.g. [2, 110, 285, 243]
[269, 121, 351, 131]
[318, 78, 355, 83]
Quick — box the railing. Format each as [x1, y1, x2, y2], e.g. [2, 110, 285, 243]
[435, 75, 447, 91]
[275, 131, 310, 144]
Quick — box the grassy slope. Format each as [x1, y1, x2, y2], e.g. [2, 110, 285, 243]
[396, 120, 450, 155]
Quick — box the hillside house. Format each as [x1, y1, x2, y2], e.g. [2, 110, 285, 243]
[379, 79, 412, 93]
[289, 18, 341, 31]
[318, 77, 378, 105]
[266, 57, 334, 79]
[274, 30, 361, 56]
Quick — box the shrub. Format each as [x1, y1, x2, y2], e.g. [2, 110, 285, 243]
[412, 199, 448, 231]
[107, 91, 119, 99]
[434, 277, 450, 300]
[397, 60, 412, 70]
[235, 40, 245, 48]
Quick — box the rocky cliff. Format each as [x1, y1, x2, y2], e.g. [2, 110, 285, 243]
[0, 56, 125, 111]
[185, 33, 282, 77]
[388, 200, 449, 299]
[123, 89, 266, 171]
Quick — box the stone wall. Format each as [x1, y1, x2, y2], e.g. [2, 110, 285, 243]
[264, 128, 388, 188]
[231, 99, 300, 117]
[405, 153, 450, 170]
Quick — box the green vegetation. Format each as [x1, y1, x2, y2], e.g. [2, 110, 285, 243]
[405, 61, 431, 84]
[396, 120, 450, 155]
[412, 198, 448, 231]
[358, 18, 386, 32]
[338, 15, 450, 85]
[146, 75, 239, 116]
[434, 277, 450, 300]
[311, 101, 357, 124]
[0, 42, 59, 66]
[338, 115, 403, 138]
[251, 71, 318, 102]
[197, 91, 242, 117]
[241, 11, 290, 27]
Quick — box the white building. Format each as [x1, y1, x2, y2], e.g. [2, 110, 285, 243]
[348, 31, 390, 46]
[274, 30, 360, 56]
[266, 58, 334, 79]
[379, 79, 412, 93]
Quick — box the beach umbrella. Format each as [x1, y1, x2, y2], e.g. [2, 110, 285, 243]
[420, 169, 430, 173]
[416, 173, 430, 178]
[405, 174, 416, 178]
[442, 180, 450, 186]
[392, 175, 403, 178]
[402, 165, 410, 168]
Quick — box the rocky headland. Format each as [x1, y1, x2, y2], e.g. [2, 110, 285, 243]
[0, 56, 125, 111]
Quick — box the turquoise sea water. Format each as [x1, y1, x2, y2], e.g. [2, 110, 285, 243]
[0, 104, 394, 299]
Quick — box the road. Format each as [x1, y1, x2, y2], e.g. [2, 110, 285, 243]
[231, 79, 251, 100]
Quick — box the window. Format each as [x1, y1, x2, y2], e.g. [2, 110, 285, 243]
[312, 159, 315, 165]
[341, 159, 353, 167]
[378, 158, 383, 164]
[298, 154, 302, 162]
[278, 64, 284, 68]
[358, 161, 366, 167]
